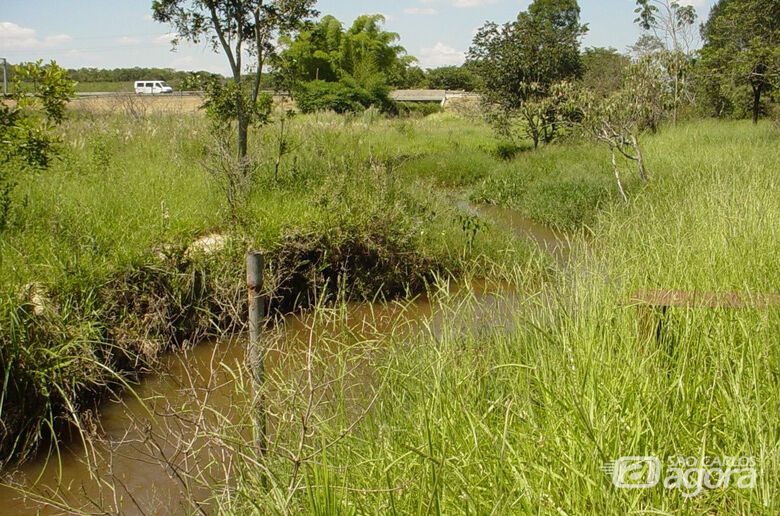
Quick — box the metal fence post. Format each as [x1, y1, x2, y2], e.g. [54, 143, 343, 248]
[2, 58, 7, 97]
[246, 251, 266, 455]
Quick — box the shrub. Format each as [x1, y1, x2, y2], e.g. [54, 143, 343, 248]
[397, 102, 443, 117]
[492, 141, 522, 160]
[1, 61, 74, 231]
[295, 77, 396, 114]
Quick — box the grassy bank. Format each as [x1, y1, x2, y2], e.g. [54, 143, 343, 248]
[0, 109, 539, 465]
[359, 112, 626, 230]
[3, 106, 777, 515]
[202, 120, 779, 514]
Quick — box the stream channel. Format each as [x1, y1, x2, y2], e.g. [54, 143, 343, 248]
[0, 203, 570, 514]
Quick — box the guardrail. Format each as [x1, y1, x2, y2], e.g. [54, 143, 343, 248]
[74, 90, 292, 98]
[74, 90, 475, 100]
[75, 91, 203, 98]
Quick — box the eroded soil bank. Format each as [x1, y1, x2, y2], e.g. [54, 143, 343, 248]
[0, 223, 461, 467]
[0, 205, 558, 514]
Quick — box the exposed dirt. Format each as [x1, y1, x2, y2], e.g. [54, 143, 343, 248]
[0, 227, 443, 467]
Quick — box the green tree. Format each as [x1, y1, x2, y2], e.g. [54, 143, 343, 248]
[700, 0, 780, 124]
[1, 60, 73, 166]
[468, 0, 587, 147]
[633, 1, 698, 125]
[341, 14, 414, 84]
[426, 65, 481, 91]
[396, 66, 427, 89]
[570, 58, 666, 201]
[634, 0, 698, 53]
[0, 60, 74, 229]
[277, 15, 344, 83]
[275, 13, 415, 113]
[580, 47, 631, 98]
[277, 14, 415, 87]
[64, 66, 220, 90]
[573, 86, 648, 202]
[152, 0, 317, 159]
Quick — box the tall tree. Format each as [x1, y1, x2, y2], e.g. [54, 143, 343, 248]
[633, 1, 698, 124]
[277, 15, 344, 83]
[341, 15, 412, 83]
[700, 0, 780, 124]
[468, 0, 587, 147]
[634, 0, 698, 54]
[277, 14, 414, 87]
[152, 0, 317, 158]
[426, 65, 481, 91]
[580, 47, 631, 98]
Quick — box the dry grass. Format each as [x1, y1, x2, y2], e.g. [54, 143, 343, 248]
[68, 94, 295, 116]
[68, 94, 204, 115]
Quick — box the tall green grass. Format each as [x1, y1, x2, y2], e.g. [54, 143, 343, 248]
[1, 111, 535, 292]
[0, 109, 534, 465]
[2, 107, 777, 514]
[208, 120, 779, 514]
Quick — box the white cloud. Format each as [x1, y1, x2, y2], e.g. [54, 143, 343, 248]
[42, 34, 72, 46]
[372, 12, 395, 22]
[418, 42, 465, 68]
[677, 0, 706, 6]
[0, 21, 71, 48]
[452, 0, 499, 7]
[116, 36, 141, 45]
[142, 14, 153, 21]
[0, 21, 36, 47]
[155, 33, 178, 46]
[404, 7, 438, 15]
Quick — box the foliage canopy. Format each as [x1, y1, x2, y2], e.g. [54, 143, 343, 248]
[0, 60, 74, 230]
[699, 0, 780, 123]
[468, 0, 587, 147]
[152, 0, 317, 157]
[276, 14, 415, 88]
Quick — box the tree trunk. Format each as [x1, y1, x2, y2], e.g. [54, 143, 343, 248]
[611, 147, 628, 203]
[673, 74, 679, 126]
[631, 135, 648, 183]
[274, 116, 286, 182]
[234, 71, 248, 161]
[238, 114, 249, 160]
[523, 111, 540, 149]
[235, 75, 249, 178]
[752, 85, 761, 125]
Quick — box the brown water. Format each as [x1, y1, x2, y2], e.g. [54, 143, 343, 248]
[0, 205, 560, 515]
[475, 204, 569, 258]
[461, 201, 571, 262]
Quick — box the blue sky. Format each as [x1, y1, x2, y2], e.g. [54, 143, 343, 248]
[1, 0, 713, 73]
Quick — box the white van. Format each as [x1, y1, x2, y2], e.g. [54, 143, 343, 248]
[134, 80, 173, 94]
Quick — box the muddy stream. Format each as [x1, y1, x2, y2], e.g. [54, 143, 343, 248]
[0, 204, 569, 514]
